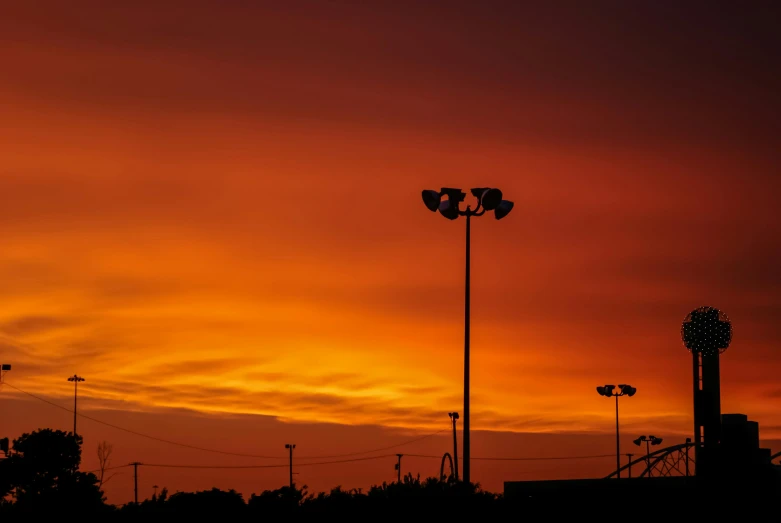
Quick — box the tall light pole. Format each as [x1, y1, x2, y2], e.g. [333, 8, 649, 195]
[596, 384, 636, 479]
[67, 374, 85, 436]
[422, 187, 514, 484]
[633, 435, 663, 472]
[395, 453, 403, 483]
[448, 412, 460, 481]
[285, 444, 295, 489]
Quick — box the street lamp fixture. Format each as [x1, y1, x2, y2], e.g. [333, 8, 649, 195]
[67, 374, 85, 436]
[634, 435, 663, 471]
[0, 364, 10, 385]
[422, 186, 514, 484]
[596, 383, 637, 479]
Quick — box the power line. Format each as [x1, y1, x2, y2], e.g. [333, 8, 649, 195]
[297, 429, 447, 459]
[3, 382, 445, 460]
[141, 454, 396, 469]
[405, 453, 615, 461]
[4, 382, 283, 459]
[4, 382, 615, 465]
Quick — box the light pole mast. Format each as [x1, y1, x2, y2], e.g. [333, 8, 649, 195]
[67, 374, 85, 436]
[285, 444, 295, 489]
[596, 384, 636, 479]
[422, 187, 514, 485]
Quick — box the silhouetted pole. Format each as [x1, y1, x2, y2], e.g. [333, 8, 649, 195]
[395, 454, 403, 482]
[285, 444, 295, 488]
[596, 384, 636, 479]
[448, 412, 460, 480]
[67, 374, 85, 436]
[463, 212, 471, 484]
[626, 453, 634, 478]
[615, 394, 620, 478]
[685, 437, 691, 476]
[421, 187, 513, 486]
[153, 484, 159, 499]
[130, 462, 141, 504]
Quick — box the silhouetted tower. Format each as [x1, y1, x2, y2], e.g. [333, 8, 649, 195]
[681, 306, 732, 475]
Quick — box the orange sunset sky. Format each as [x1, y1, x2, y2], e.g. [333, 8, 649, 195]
[1, 0, 780, 504]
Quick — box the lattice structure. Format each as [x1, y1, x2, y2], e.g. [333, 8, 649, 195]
[604, 442, 696, 479]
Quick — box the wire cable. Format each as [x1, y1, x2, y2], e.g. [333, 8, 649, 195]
[141, 454, 395, 469]
[5, 382, 614, 465]
[296, 428, 448, 459]
[404, 453, 615, 461]
[3, 382, 446, 460]
[4, 382, 284, 459]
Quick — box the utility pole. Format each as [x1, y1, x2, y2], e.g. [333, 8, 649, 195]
[130, 462, 141, 504]
[67, 374, 85, 436]
[395, 454, 403, 483]
[285, 444, 295, 489]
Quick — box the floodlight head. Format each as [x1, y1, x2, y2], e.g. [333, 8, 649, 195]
[620, 385, 636, 397]
[470, 188, 490, 199]
[472, 188, 503, 211]
[438, 200, 459, 220]
[422, 190, 441, 212]
[605, 385, 615, 393]
[653, 437, 663, 445]
[596, 386, 607, 396]
[494, 200, 514, 220]
[441, 187, 466, 204]
[633, 437, 643, 446]
[1, 364, 10, 371]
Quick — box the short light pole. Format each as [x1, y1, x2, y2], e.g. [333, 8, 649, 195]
[395, 453, 403, 483]
[67, 374, 85, 436]
[685, 437, 692, 476]
[152, 485, 159, 499]
[0, 364, 10, 385]
[626, 453, 634, 478]
[285, 444, 295, 489]
[448, 412, 460, 481]
[596, 384, 636, 479]
[422, 187, 514, 485]
[130, 461, 142, 504]
[634, 435, 663, 473]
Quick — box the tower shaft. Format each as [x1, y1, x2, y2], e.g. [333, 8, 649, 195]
[693, 351, 722, 475]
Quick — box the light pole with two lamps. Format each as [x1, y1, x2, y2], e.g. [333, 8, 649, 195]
[596, 384, 636, 479]
[421, 187, 513, 484]
[633, 435, 663, 472]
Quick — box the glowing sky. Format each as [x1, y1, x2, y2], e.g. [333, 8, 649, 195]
[1, 0, 780, 503]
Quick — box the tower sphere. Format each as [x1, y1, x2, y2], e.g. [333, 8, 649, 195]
[681, 306, 732, 356]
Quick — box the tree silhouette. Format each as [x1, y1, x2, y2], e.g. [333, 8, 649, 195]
[96, 440, 118, 489]
[0, 429, 107, 513]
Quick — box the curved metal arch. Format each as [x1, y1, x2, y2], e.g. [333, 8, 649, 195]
[440, 452, 454, 480]
[771, 450, 781, 463]
[604, 442, 696, 479]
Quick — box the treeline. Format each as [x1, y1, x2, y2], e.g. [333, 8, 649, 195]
[0, 428, 503, 516]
